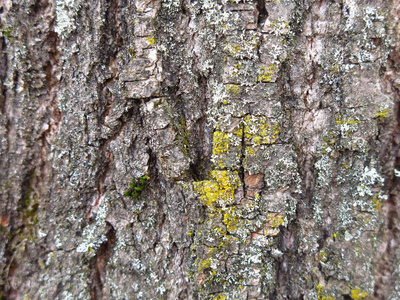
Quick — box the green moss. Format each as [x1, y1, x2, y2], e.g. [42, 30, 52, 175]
[18, 172, 39, 230]
[24, 201, 39, 225]
[0, 22, 12, 38]
[0, 223, 12, 240]
[124, 174, 150, 199]
[176, 117, 191, 158]
[20, 193, 32, 210]
[322, 130, 338, 146]
[163, 100, 191, 158]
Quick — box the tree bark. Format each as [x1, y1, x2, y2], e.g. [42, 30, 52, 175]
[0, 0, 400, 299]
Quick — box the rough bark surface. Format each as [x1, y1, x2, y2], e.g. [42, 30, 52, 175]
[0, 0, 400, 299]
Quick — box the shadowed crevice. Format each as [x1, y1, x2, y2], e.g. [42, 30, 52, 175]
[256, 0, 268, 26]
[89, 222, 116, 300]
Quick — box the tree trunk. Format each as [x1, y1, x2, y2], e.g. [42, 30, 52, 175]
[1, 0, 400, 299]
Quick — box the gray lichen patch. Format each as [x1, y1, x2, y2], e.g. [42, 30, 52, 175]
[55, 0, 81, 39]
[0, 0, 399, 299]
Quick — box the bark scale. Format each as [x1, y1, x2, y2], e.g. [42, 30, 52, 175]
[0, 0, 400, 299]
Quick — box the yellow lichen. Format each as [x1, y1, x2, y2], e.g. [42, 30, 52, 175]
[375, 108, 389, 118]
[335, 115, 359, 125]
[212, 294, 227, 300]
[223, 207, 240, 232]
[372, 194, 382, 211]
[318, 252, 328, 263]
[225, 84, 241, 94]
[350, 289, 367, 300]
[267, 213, 284, 228]
[245, 146, 256, 156]
[128, 47, 136, 59]
[211, 126, 243, 169]
[226, 44, 241, 55]
[316, 284, 335, 300]
[335, 115, 360, 136]
[193, 170, 240, 208]
[257, 64, 276, 82]
[212, 131, 230, 155]
[146, 36, 155, 45]
[316, 284, 324, 295]
[197, 257, 212, 272]
[243, 115, 280, 145]
[331, 64, 339, 74]
[270, 20, 289, 30]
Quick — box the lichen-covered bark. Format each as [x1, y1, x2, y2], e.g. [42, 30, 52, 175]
[0, 0, 399, 299]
